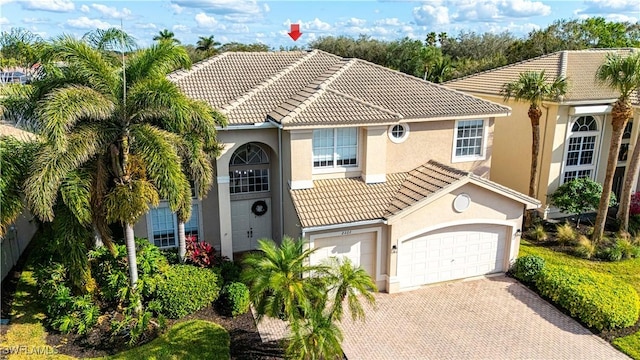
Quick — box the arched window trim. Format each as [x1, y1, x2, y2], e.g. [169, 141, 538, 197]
[229, 143, 270, 194]
[562, 115, 602, 184]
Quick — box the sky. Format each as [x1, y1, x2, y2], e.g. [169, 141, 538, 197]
[0, 0, 639, 49]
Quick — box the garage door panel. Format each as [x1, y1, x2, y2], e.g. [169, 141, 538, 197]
[310, 232, 376, 281]
[398, 225, 507, 288]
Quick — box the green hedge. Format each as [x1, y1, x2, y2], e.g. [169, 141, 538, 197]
[535, 265, 640, 331]
[217, 282, 250, 317]
[156, 265, 221, 319]
[510, 255, 545, 284]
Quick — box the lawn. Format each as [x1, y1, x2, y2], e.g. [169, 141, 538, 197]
[520, 240, 640, 359]
[0, 262, 230, 360]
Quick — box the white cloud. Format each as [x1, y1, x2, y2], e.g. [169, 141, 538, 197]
[170, 3, 184, 14]
[80, 4, 90, 13]
[500, 0, 551, 17]
[485, 21, 540, 34]
[173, 24, 189, 32]
[66, 16, 111, 29]
[283, 18, 331, 32]
[172, 0, 263, 16]
[22, 17, 49, 24]
[449, 0, 550, 22]
[0, 0, 14, 5]
[345, 17, 366, 27]
[374, 18, 402, 26]
[578, 0, 639, 14]
[135, 23, 157, 29]
[195, 12, 224, 29]
[413, 4, 450, 25]
[23, 0, 74, 12]
[604, 13, 639, 23]
[0, 17, 9, 25]
[263, 3, 270, 12]
[91, 4, 132, 19]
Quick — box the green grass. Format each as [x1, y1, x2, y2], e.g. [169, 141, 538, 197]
[1, 256, 230, 359]
[520, 240, 640, 359]
[106, 320, 230, 360]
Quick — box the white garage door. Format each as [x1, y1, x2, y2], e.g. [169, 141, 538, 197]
[310, 232, 376, 280]
[398, 224, 507, 288]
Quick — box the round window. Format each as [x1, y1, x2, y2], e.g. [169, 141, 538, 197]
[388, 123, 410, 143]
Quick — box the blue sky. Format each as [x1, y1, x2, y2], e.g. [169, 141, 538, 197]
[1, 0, 639, 48]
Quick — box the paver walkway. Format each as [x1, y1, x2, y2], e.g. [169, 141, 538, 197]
[255, 276, 629, 359]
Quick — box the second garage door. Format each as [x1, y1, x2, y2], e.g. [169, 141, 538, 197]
[398, 224, 507, 288]
[310, 232, 377, 280]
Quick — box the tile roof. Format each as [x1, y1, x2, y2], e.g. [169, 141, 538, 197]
[290, 161, 540, 228]
[0, 122, 37, 141]
[445, 48, 639, 104]
[169, 50, 511, 126]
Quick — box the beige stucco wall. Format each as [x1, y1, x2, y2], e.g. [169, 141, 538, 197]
[385, 119, 494, 177]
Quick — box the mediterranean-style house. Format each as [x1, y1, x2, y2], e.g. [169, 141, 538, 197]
[131, 50, 539, 293]
[446, 48, 640, 218]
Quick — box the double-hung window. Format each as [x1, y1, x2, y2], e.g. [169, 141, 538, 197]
[313, 128, 358, 168]
[562, 116, 600, 183]
[148, 200, 201, 248]
[453, 119, 486, 162]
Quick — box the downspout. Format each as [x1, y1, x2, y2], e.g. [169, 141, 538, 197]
[266, 117, 285, 240]
[539, 103, 551, 209]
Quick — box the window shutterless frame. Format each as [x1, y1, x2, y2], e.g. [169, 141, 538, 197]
[452, 119, 487, 163]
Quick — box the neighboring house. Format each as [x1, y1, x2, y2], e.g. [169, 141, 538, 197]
[0, 122, 38, 280]
[446, 49, 640, 217]
[132, 50, 539, 293]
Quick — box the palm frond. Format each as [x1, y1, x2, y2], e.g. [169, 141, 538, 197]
[126, 41, 191, 84]
[104, 179, 159, 224]
[60, 169, 93, 225]
[0, 84, 37, 130]
[596, 53, 640, 100]
[51, 201, 92, 290]
[180, 134, 214, 199]
[129, 123, 190, 211]
[82, 28, 137, 52]
[37, 85, 115, 150]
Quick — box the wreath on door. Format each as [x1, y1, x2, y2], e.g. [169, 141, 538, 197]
[251, 200, 268, 216]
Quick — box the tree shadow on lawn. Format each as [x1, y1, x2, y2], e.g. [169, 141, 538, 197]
[489, 276, 597, 336]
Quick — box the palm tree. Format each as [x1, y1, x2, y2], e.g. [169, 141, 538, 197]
[287, 306, 344, 360]
[241, 237, 325, 323]
[323, 257, 377, 322]
[595, 53, 640, 237]
[82, 28, 137, 52]
[7, 36, 222, 295]
[501, 71, 568, 201]
[153, 29, 180, 44]
[196, 35, 220, 57]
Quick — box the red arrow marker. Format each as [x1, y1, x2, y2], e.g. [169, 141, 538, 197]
[288, 23, 302, 41]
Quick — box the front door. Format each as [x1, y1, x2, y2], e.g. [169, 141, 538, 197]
[231, 198, 272, 252]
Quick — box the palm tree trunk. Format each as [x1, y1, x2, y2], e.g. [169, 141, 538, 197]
[593, 110, 629, 241]
[125, 222, 142, 312]
[525, 106, 542, 226]
[616, 120, 639, 232]
[178, 220, 186, 263]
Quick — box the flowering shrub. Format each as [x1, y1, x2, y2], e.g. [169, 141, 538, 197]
[630, 192, 640, 216]
[186, 235, 216, 267]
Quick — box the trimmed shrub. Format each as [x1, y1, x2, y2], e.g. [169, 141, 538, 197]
[574, 235, 597, 259]
[528, 225, 548, 242]
[218, 258, 242, 285]
[556, 223, 577, 245]
[217, 282, 250, 317]
[156, 265, 221, 318]
[510, 255, 545, 284]
[535, 265, 640, 330]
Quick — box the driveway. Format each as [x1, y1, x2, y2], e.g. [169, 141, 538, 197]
[339, 276, 628, 359]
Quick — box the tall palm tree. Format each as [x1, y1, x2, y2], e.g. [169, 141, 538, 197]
[323, 257, 377, 322]
[241, 237, 325, 323]
[595, 53, 640, 237]
[501, 71, 568, 201]
[9, 36, 221, 294]
[82, 28, 137, 52]
[196, 35, 221, 57]
[153, 29, 180, 44]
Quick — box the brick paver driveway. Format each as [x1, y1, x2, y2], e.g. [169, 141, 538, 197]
[340, 276, 628, 360]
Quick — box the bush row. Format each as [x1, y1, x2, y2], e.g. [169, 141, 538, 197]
[155, 265, 221, 318]
[510, 256, 640, 331]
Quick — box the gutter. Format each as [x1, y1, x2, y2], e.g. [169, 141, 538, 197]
[301, 219, 386, 234]
[215, 121, 275, 131]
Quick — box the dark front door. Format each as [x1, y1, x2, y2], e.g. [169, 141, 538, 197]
[613, 166, 625, 201]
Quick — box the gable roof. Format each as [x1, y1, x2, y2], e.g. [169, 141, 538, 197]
[445, 48, 639, 105]
[290, 161, 539, 228]
[169, 50, 511, 127]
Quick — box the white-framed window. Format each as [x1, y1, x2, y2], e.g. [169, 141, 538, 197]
[148, 202, 202, 248]
[562, 115, 600, 183]
[229, 143, 270, 194]
[453, 119, 486, 162]
[312, 127, 358, 168]
[388, 123, 410, 143]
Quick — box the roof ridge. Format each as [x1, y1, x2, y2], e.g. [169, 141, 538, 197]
[167, 52, 230, 82]
[221, 51, 319, 114]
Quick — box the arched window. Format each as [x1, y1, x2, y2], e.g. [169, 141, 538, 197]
[229, 143, 270, 194]
[563, 116, 600, 183]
